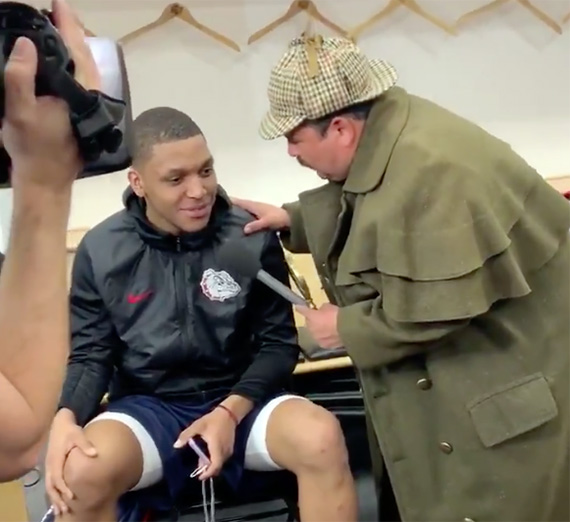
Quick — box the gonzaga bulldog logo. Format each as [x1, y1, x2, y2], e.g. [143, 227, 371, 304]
[200, 268, 241, 302]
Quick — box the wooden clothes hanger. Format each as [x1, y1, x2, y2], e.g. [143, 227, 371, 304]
[348, 0, 456, 40]
[118, 2, 240, 51]
[247, 0, 346, 44]
[455, 0, 562, 34]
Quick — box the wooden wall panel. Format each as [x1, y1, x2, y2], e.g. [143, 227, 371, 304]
[0, 480, 28, 521]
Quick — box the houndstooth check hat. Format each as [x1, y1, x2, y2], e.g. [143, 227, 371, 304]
[259, 36, 398, 140]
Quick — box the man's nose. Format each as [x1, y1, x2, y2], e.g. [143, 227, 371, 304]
[184, 178, 207, 199]
[287, 142, 298, 158]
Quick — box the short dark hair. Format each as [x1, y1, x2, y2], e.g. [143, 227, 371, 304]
[306, 100, 374, 136]
[132, 107, 203, 166]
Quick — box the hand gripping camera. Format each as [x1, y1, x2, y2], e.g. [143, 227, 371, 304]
[0, 2, 133, 186]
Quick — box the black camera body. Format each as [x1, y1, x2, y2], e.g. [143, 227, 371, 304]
[0, 1, 133, 186]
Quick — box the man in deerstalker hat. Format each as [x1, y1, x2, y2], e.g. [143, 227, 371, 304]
[233, 35, 570, 521]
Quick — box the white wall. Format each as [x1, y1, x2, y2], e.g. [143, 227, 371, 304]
[0, 0, 569, 247]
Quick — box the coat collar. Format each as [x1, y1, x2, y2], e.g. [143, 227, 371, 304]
[343, 87, 411, 194]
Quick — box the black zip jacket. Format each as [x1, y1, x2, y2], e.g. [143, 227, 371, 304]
[58, 187, 300, 426]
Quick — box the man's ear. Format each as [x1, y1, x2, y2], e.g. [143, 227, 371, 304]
[128, 168, 145, 198]
[331, 116, 362, 147]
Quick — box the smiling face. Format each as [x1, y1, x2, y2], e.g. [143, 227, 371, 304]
[128, 135, 218, 234]
[127, 107, 217, 234]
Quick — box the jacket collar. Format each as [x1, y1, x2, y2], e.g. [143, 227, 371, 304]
[343, 87, 410, 194]
[123, 185, 231, 252]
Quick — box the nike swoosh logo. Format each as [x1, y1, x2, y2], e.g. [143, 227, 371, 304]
[127, 291, 153, 304]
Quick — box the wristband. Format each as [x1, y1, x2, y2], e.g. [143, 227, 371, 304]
[217, 404, 239, 426]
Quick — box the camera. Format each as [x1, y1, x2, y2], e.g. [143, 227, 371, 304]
[0, 1, 133, 186]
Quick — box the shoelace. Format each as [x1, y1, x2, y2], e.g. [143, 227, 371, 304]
[191, 465, 215, 521]
[201, 477, 215, 522]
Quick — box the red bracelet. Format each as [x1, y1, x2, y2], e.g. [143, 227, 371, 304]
[217, 404, 239, 426]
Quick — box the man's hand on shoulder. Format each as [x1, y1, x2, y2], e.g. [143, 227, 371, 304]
[231, 197, 291, 235]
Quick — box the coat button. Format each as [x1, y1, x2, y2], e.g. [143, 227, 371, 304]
[439, 442, 453, 454]
[416, 377, 432, 390]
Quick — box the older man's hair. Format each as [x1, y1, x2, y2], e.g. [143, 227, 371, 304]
[132, 107, 203, 167]
[307, 100, 374, 136]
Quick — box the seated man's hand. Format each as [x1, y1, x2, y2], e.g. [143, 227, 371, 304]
[2, 0, 100, 190]
[45, 409, 97, 516]
[174, 407, 237, 481]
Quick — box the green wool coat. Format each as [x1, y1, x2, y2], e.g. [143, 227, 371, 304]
[282, 87, 570, 521]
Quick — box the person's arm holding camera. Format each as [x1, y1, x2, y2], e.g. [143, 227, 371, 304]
[0, 0, 100, 481]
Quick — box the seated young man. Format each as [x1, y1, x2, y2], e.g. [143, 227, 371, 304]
[44, 108, 358, 522]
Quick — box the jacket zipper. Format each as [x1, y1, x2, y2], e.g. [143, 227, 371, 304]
[175, 238, 195, 379]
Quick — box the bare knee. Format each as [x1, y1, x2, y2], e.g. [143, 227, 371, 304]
[63, 449, 117, 509]
[295, 406, 349, 471]
[268, 400, 350, 473]
[63, 421, 144, 510]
